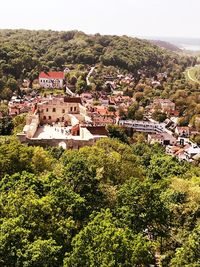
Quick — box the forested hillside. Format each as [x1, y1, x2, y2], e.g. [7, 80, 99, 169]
[0, 29, 168, 77]
[0, 137, 199, 266]
[0, 29, 192, 89]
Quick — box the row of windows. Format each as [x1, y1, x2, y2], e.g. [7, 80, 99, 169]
[70, 107, 77, 112]
[40, 79, 61, 83]
[43, 116, 51, 120]
[42, 84, 61, 88]
[43, 116, 65, 122]
[44, 107, 77, 113]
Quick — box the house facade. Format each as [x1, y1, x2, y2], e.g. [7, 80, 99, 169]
[175, 126, 190, 137]
[39, 72, 65, 88]
[148, 132, 177, 146]
[119, 120, 164, 133]
[36, 97, 86, 125]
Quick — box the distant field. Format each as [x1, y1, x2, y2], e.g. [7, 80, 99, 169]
[185, 65, 200, 84]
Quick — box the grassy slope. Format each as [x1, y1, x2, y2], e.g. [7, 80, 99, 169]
[185, 65, 200, 84]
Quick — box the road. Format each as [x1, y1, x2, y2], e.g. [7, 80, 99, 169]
[86, 67, 95, 86]
[66, 86, 75, 96]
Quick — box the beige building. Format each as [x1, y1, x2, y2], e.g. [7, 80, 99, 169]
[37, 96, 87, 125]
[148, 132, 177, 146]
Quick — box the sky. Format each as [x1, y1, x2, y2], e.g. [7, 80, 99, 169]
[0, 0, 200, 39]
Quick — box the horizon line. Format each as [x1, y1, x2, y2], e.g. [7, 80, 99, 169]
[0, 27, 199, 41]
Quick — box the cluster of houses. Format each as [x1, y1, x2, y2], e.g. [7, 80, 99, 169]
[5, 70, 199, 161]
[147, 98, 179, 116]
[148, 126, 200, 161]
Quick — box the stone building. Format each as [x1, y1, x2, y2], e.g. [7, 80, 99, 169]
[37, 96, 87, 125]
[17, 96, 108, 149]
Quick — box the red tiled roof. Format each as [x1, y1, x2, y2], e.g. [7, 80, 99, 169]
[39, 72, 64, 79]
[93, 106, 116, 117]
[176, 126, 189, 131]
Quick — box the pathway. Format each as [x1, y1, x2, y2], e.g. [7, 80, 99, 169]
[86, 66, 95, 86]
[186, 65, 200, 84]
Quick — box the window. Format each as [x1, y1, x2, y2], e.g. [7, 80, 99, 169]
[62, 109, 65, 113]
[74, 107, 77, 112]
[53, 108, 56, 112]
[46, 108, 48, 112]
[43, 116, 46, 120]
[70, 107, 73, 112]
[49, 116, 51, 120]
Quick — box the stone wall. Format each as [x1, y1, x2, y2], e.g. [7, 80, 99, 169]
[24, 137, 96, 149]
[23, 114, 40, 139]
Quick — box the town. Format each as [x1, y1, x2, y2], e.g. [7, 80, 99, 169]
[5, 68, 200, 162]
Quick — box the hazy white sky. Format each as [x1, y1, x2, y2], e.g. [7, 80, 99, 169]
[0, 0, 200, 38]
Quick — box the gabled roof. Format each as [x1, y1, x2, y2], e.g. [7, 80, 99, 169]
[39, 72, 65, 79]
[176, 126, 190, 131]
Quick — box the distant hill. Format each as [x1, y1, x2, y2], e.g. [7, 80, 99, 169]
[0, 29, 175, 81]
[149, 40, 181, 52]
[0, 29, 196, 101]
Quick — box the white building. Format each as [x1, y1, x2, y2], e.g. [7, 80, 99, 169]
[184, 146, 200, 161]
[39, 72, 65, 88]
[119, 120, 164, 133]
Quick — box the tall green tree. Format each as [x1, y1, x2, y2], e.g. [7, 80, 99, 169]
[64, 209, 154, 267]
[170, 224, 200, 267]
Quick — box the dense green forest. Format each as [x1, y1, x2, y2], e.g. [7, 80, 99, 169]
[0, 29, 170, 77]
[0, 136, 200, 266]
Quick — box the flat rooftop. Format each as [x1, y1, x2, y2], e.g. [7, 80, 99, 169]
[33, 125, 76, 140]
